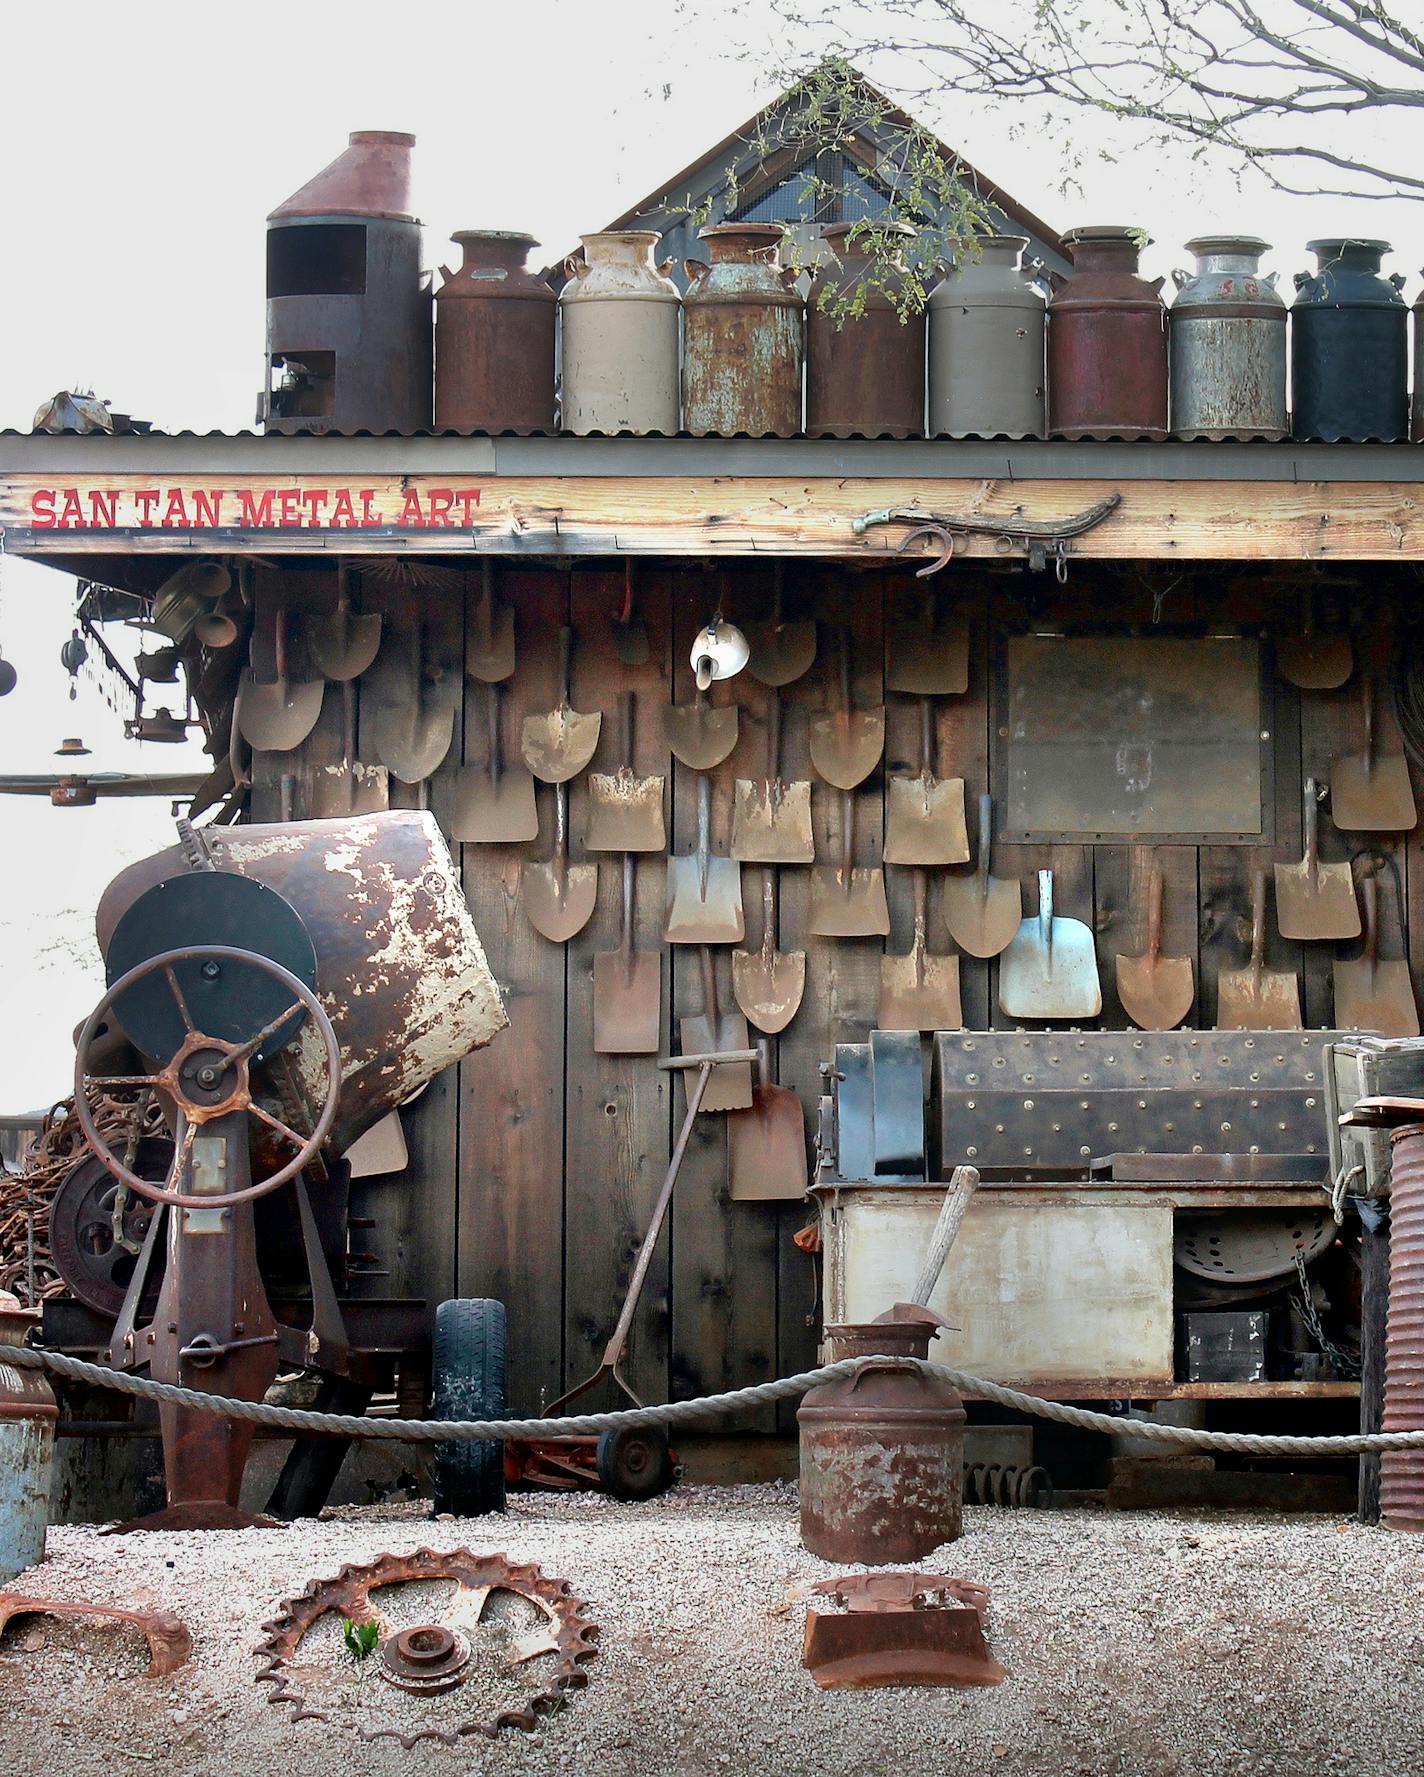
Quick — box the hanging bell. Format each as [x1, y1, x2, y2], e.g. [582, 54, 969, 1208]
[0, 650, 15, 696]
[690, 616, 750, 690]
[193, 609, 239, 649]
[126, 707, 189, 744]
[54, 736, 91, 757]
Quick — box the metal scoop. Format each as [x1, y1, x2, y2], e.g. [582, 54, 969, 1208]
[998, 868, 1102, 1020]
[665, 684, 739, 770]
[303, 564, 381, 681]
[1334, 867, 1420, 1036]
[524, 781, 598, 941]
[732, 688, 814, 864]
[237, 603, 325, 752]
[942, 794, 1021, 959]
[586, 690, 666, 853]
[1275, 776, 1361, 940]
[453, 681, 539, 843]
[729, 1038, 807, 1201]
[1115, 861, 1195, 1031]
[809, 629, 884, 790]
[679, 946, 753, 1111]
[1216, 869, 1301, 1030]
[664, 772, 744, 944]
[522, 625, 602, 783]
[366, 620, 457, 784]
[885, 584, 969, 697]
[809, 790, 890, 938]
[593, 854, 661, 1053]
[310, 679, 389, 818]
[467, 557, 515, 684]
[1330, 676, 1416, 833]
[732, 867, 806, 1033]
[745, 565, 816, 687]
[879, 868, 962, 1031]
[884, 696, 968, 866]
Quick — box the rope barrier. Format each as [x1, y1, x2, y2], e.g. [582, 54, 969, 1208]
[2, 1341, 1410, 1459]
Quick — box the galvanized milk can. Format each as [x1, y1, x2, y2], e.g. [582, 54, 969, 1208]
[927, 235, 1046, 438]
[1292, 238, 1408, 442]
[1047, 226, 1168, 439]
[559, 231, 681, 435]
[0, 1293, 56, 1581]
[683, 224, 803, 437]
[807, 223, 925, 438]
[435, 231, 556, 432]
[1169, 237, 1287, 439]
[798, 1320, 965, 1563]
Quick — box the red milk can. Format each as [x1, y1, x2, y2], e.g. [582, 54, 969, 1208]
[1048, 226, 1169, 439]
[806, 223, 925, 438]
[435, 231, 556, 432]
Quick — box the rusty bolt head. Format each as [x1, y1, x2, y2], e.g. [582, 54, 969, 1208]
[379, 1623, 470, 1695]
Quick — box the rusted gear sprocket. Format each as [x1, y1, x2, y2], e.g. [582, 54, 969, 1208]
[254, 1547, 599, 1747]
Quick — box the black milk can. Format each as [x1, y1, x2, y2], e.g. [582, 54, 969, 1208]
[1292, 238, 1408, 442]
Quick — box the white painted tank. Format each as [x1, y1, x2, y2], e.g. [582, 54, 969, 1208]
[0, 1295, 56, 1581]
[559, 232, 681, 435]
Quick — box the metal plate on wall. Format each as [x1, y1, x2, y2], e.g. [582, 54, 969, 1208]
[831, 1031, 926, 1183]
[1000, 634, 1267, 841]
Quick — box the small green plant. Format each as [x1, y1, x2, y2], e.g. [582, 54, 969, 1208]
[342, 1617, 380, 1665]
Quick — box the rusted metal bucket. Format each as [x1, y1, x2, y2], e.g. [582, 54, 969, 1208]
[803, 1574, 1004, 1691]
[879, 869, 962, 1032]
[745, 567, 816, 687]
[593, 854, 661, 1054]
[524, 782, 598, 942]
[679, 948, 753, 1111]
[1334, 868, 1420, 1036]
[453, 683, 539, 844]
[1276, 588, 1352, 690]
[728, 1039, 806, 1201]
[309, 679, 389, 819]
[810, 791, 890, 938]
[303, 566, 382, 682]
[942, 795, 1020, 959]
[809, 631, 884, 790]
[237, 606, 325, 753]
[883, 697, 968, 866]
[664, 773, 744, 944]
[998, 869, 1101, 1020]
[1216, 870, 1301, 1030]
[885, 588, 970, 698]
[521, 625, 602, 784]
[1330, 677, 1417, 833]
[586, 691, 665, 853]
[1275, 777, 1361, 940]
[1115, 861, 1195, 1031]
[732, 689, 814, 864]
[733, 867, 806, 1034]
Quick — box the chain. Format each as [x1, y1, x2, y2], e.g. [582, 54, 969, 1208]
[1290, 1250, 1362, 1380]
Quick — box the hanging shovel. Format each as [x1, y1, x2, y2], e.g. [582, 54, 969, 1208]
[665, 772, 744, 943]
[733, 867, 806, 1033]
[453, 681, 539, 843]
[310, 679, 390, 818]
[612, 558, 651, 667]
[745, 565, 816, 687]
[593, 853, 661, 1053]
[729, 1038, 807, 1201]
[1334, 867, 1420, 1037]
[884, 696, 968, 866]
[680, 945, 753, 1111]
[809, 629, 884, 790]
[879, 868, 962, 1031]
[237, 604, 324, 752]
[1330, 676, 1416, 833]
[366, 621, 456, 784]
[303, 564, 381, 681]
[1115, 861, 1195, 1030]
[524, 781, 598, 941]
[1217, 869, 1302, 1029]
[942, 794, 1021, 959]
[810, 790, 890, 938]
[999, 869, 1102, 1020]
[886, 584, 970, 697]
[1275, 776, 1361, 940]
[521, 625, 602, 783]
[587, 691, 666, 853]
[467, 558, 515, 684]
[1276, 587, 1352, 691]
[732, 687, 814, 864]
[665, 683, 739, 770]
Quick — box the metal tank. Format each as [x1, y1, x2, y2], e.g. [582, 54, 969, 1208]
[1382, 1124, 1424, 1532]
[0, 1293, 56, 1581]
[559, 232, 681, 435]
[435, 231, 556, 432]
[927, 235, 1046, 438]
[1292, 238, 1408, 442]
[1047, 226, 1168, 439]
[682, 223, 803, 437]
[798, 1320, 965, 1562]
[261, 130, 432, 435]
[1169, 236, 1287, 439]
[806, 222, 925, 438]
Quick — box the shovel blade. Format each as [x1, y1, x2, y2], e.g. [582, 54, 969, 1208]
[585, 770, 666, 853]
[451, 765, 540, 844]
[885, 610, 971, 697]
[732, 946, 807, 1033]
[1329, 752, 1417, 833]
[523, 859, 599, 942]
[999, 913, 1102, 1020]
[731, 777, 815, 864]
[309, 759, 390, 819]
[1273, 860, 1361, 941]
[368, 697, 456, 784]
[746, 619, 816, 687]
[883, 774, 969, 866]
[1277, 633, 1352, 691]
[236, 673, 325, 753]
[467, 601, 516, 684]
[879, 950, 963, 1032]
[941, 873, 1021, 959]
[729, 1084, 807, 1200]
[809, 710, 885, 790]
[808, 866, 891, 938]
[664, 854, 745, 944]
[1216, 965, 1302, 1030]
[803, 1606, 1005, 1691]
[679, 1012, 753, 1110]
[665, 704, 740, 770]
[1333, 958, 1420, 1037]
[304, 609, 382, 682]
[521, 707, 603, 784]
[593, 949, 662, 1053]
[1115, 954, 1195, 1031]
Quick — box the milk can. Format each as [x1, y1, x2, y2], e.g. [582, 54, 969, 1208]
[927, 236, 1046, 438]
[682, 224, 803, 437]
[0, 1293, 56, 1581]
[798, 1320, 965, 1563]
[1292, 239, 1408, 442]
[435, 231, 556, 432]
[559, 232, 681, 435]
[1047, 226, 1168, 439]
[806, 223, 925, 438]
[1169, 237, 1287, 439]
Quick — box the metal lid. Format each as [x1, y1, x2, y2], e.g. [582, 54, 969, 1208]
[821, 221, 915, 247]
[1064, 224, 1152, 248]
[269, 130, 418, 223]
[1185, 235, 1271, 257]
[1308, 237, 1392, 257]
[451, 230, 539, 249]
[697, 222, 786, 242]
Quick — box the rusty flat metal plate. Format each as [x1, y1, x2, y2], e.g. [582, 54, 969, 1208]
[1000, 635, 1267, 840]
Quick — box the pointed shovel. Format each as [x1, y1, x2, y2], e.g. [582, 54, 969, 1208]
[809, 629, 884, 790]
[587, 690, 666, 853]
[303, 564, 381, 681]
[521, 625, 602, 783]
[886, 583, 970, 697]
[680, 946, 753, 1111]
[594, 853, 661, 1053]
[665, 773, 744, 944]
[310, 679, 390, 818]
[943, 794, 1021, 959]
[524, 781, 598, 941]
[665, 683, 739, 770]
[1330, 676, 1416, 833]
[1115, 861, 1195, 1030]
[1277, 587, 1352, 691]
[884, 696, 968, 866]
[1334, 868, 1420, 1036]
[745, 565, 816, 687]
[237, 604, 325, 752]
[453, 682, 539, 843]
[1275, 776, 1361, 940]
[879, 868, 963, 1031]
[732, 688, 814, 864]
[729, 1039, 807, 1201]
[366, 621, 456, 784]
[810, 790, 890, 938]
[467, 558, 515, 684]
[998, 869, 1102, 1020]
[733, 867, 806, 1033]
[1217, 869, 1301, 1030]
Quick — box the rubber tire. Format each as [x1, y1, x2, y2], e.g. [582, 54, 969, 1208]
[595, 1425, 674, 1501]
[431, 1298, 507, 1516]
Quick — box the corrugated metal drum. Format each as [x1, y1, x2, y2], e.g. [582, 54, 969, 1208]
[1382, 1124, 1424, 1532]
[806, 222, 925, 438]
[682, 223, 803, 437]
[1292, 238, 1408, 442]
[1169, 236, 1287, 440]
[435, 231, 555, 432]
[927, 235, 1046, 438]
[559, 231, 681, 435]
[1047, 226, 1168, 440]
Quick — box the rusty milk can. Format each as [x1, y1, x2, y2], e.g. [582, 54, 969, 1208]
[435, 231, 556, 432]
[0, 1293, 56, 1581]
[1292, 238, 1408, 442]
[1169, 237, 1287, 439]
[806, 223, 925, 438]
[559, 232, 681, 435]
[798, 1320, 965, 1563]
[1047, 226, 1168, 439]
[1412, 280, 1424, 442]
[927, 235, 1046, 438]
[682, 224, 803, 436]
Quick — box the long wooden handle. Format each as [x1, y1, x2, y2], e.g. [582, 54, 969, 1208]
[1249, 869, 1267, 971]
[910, 1165, 980, 1307]
[1146, 862, 1164, 963]
[976, 794, 993, 892]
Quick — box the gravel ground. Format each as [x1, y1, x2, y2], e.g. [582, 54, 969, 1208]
[0, 1487, 1419, 1776]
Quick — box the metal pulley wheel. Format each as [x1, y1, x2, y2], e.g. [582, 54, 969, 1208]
[1174, 1210, 1336, 1284]
[49, 1138, 171, 1313]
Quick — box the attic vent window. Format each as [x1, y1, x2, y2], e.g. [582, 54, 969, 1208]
[267, 223, 368, 298]
[730, 152, 890, 226]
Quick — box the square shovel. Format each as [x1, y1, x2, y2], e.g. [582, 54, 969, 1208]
[998, 869, 1102, 1021]
[1330, 677, 1416, 833]
[1275, 776, 1361, 941]
[665, 772, 744, 944]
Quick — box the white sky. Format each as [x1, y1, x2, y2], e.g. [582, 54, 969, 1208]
[0, 0, 1418, 1112]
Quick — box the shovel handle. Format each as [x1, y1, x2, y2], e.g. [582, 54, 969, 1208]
[619, 851, 636, 958]
[837, 628, 852, 721]
[618, 688, 635, 768]
[699, 942, 719, 1026]
[1145, 862, 1164, 964]
[909, 1165, 980, 1307]
[659, 1049, 760, 1070]
[1362, 675, 1377, 770]
[1302, 777, 1321, 875]
[976, 794, 993, 891]
[770, 560, 785, 626]
[1360, 867, 1379, 966]
[552, 780, 569, 890]
[767, 685, 782, 778]
[1037, 868, 1054, 945]
[919, 696, 935, 776]
[619, 559, 637, 627]
[558, 625, 574, 699]
[272, 604, 289, 682]
[340, 677, 357, 764]
[1249, 868, 1268, 971]
[336, 562, 352, 617]
[840, 787, 856, 885]
[487, 682, 505, 785]
[761, 866, 778, 961]
[697, 771, 712, 900]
